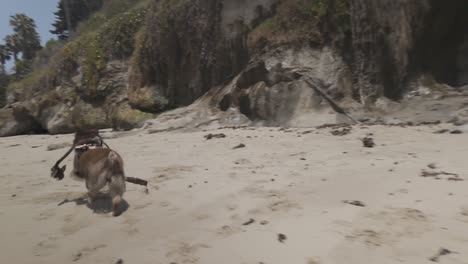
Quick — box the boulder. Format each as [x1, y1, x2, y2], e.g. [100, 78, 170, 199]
[72, 100, 112, 130]
[111, 102, 154, 131]
[0, 108, 39, 137]
[450, 107, 468, 126]
[128, 84, 170, 112]
[40, 103, 75, 135]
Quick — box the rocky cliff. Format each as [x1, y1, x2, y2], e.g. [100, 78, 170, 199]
[2, 0, 468, 137]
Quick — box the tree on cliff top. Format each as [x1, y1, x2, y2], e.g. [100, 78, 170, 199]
[4, 34, 20, 62]
[8, 14, 42, 61]
[50, 0, 104, 40]
[0, 44, 11, 74]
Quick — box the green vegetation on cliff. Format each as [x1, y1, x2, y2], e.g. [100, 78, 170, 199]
[249, 0, 350, 49]
[7, 0, 148, 100]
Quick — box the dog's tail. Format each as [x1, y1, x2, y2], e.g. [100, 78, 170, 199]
[107, 150, 124, 175]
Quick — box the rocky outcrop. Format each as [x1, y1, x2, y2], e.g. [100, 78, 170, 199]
[146, 52, 349, 131]
[5, 0, 468, 137]
[450, 107, 468, 126]
[0, 108, 42, 137]
[2, 60, 152, 136]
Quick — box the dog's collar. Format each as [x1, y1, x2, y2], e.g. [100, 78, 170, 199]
[75, 143, 100, 151]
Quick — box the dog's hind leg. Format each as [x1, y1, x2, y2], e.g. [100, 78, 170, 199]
[109, 174, 126, 216]
[86, 173, 108, 205]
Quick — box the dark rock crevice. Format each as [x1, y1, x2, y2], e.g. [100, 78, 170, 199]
[350, 0, 468, 104]
[416, 0, 468, 87]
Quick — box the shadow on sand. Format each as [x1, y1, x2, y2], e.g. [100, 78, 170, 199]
[58, 193, 129, 216]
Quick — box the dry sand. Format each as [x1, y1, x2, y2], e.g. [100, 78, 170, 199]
[1, 124, 468, 264]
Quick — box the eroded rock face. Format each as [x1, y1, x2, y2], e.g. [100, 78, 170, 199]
[349, 0, 468, 104]
[129, 0, 277, 111]
[349, 0, 430, 104]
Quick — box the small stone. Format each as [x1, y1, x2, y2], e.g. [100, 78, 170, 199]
[204, 133, 226, 140]
[233, 143, 246, 149]
[278, 233, 287, 243]
[362, 137, 375, 148]
[343, 200, 366, 207]
[242, 218, 255, 225]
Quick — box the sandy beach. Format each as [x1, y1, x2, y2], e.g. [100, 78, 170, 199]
[1, 123, 467, 264]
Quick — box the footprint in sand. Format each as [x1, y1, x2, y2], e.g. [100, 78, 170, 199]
[123, 216, 139, 235]
[226, 203, 238, 211]
[159, 201, 180, 213]
[61, 212, 96, 236]
[166, 242, 211, 264]
[192, 213, 211, 221]
[345, 207, 431, 247]
[216, 225, 242, 238]
[33, 208, 56, 221]
[264, 190, 302, 212]
[228, 172, 238, 179]
[154, 165, 194, 175]
[307, 257, 322, 264]
[241, 187, 303, 213]
[33, 236, 59, 257]
[72, 244, 107, 262]
[457, 206, 468, 223]
[267, 199, 302, 212]
[133, 201, 152, 210]
[151, 174, 172, 183]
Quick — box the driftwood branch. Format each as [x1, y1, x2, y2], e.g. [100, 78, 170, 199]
[125, 177, 148, 186]
[303, 77, 359, 124]
[298, 74, 359, 124]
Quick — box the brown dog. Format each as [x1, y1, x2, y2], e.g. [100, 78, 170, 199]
[71, 129, 126, 216]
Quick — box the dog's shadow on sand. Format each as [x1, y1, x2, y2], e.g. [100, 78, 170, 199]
[58, 193, 129, 216]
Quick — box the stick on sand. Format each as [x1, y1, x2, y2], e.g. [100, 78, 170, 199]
[125, 177, 148, 186]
